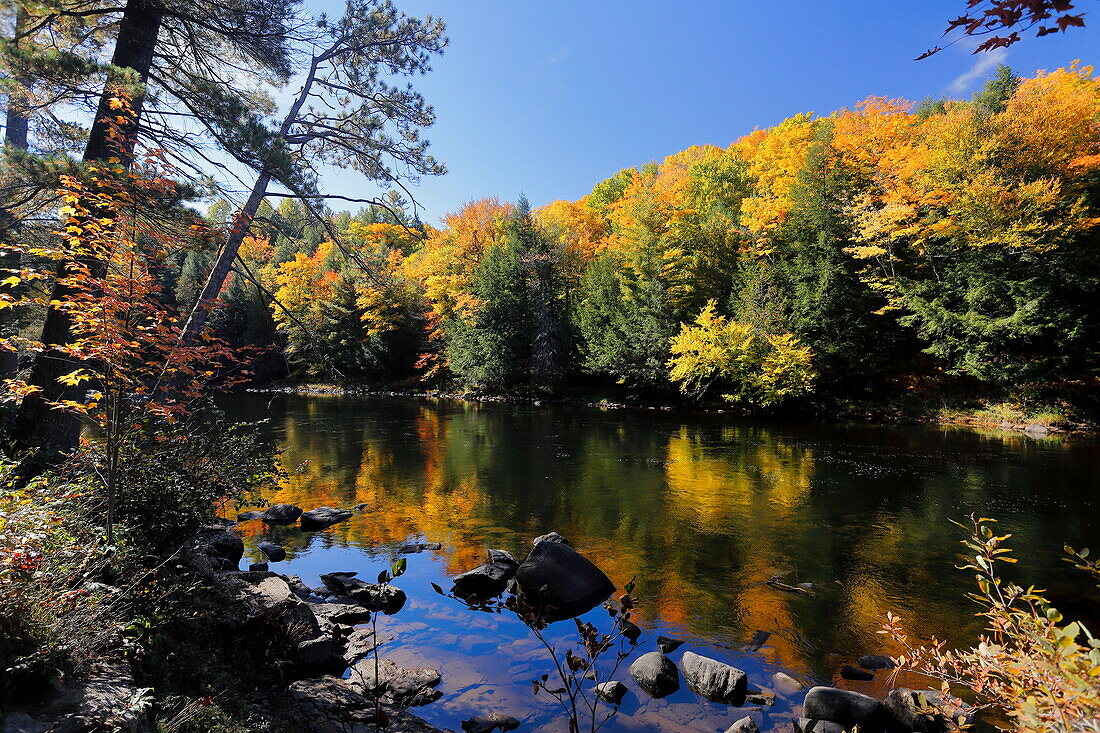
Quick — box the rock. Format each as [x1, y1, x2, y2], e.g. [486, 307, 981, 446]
[3, 662, 150, 732]
[296, 636, 336, 665]
[681, 651, 748, 704]
[452, 549, 520, 600]
[884, 688, 976, 733]
[796, 719, 846, 733]
[745, 692, 775, 706]
[236, 510, 263, 521]
[300, 506, 354, 530]
[341, 627, 379, 665]
[284, 676, 440, 732]
[347, 659, 441, 706]
[803, 686, 886, 731]
[216, 573, 320, 645]
[180, 527, 244, 576]
[258, 541, 286, 562]
[261, 504, 302, 524]
[248, 562, 269, 571]
[656, 635, 683, 653]
[840, 664, 874, 681]
[514, 540, 615, 620]
[532, 531, 569, 546]
[319, 573, 406, 614]
[726, 716, 761, 733]
[309, 601, 372, 626]
[1024, 423, 1051, 437]
[857, 654, 896, 670]
[353, 502, 368, 511]
[286, 575, 313, 599]
[594, 680, 627, 704]
[771, 671, 804, 695]
[629, 652, 680, 699]
[461, 713, 521, 733]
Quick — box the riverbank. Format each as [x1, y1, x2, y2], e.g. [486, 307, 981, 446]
[248, 382, 1093, 437]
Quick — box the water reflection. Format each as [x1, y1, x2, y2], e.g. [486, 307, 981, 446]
[223, 394, 1100, 730]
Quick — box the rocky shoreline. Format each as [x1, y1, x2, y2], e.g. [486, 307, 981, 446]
[2, 503, 976, 733]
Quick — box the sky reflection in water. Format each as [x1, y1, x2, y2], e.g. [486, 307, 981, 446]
[222, 393, 1100, 732]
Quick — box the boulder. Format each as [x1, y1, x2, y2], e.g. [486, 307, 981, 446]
[258, 541, 286, 562]
[216, 572, 320, 644]
[1024, 423, 1051, 437]
[772, 671, 804, 695]
[514, 540, 615, 620]
[248, 562, 269, 572]
[286, 575, 313, 599]
[300, 506, 354, 530]
[656, 635, 683, 653]
[594, 680, 627, 704]
[857, 654, 896, 670]
[341, 627, 379, 665]
[840, 664, 874, 681]
[884, 688, 976, 733]
[461, 714, 521, 733]
[532, 531, 569, 546]
[745, 692, 775, 706]
[261, 504, 302, 524]
[347, 659, 442, 707]
[296, 636, 336, 666]
[318, 573, 406, 614]
[284, 676, 374, 732]
[180, 527, 243, 576]
[727, 716, 761, 733]
[452, 549, 519, 600]
[629, 652, 680, 699]
[236, 510, 263, 521]
[400, 542, 442, 554]
[803, 686, 886, 731]
[309, 601, 372, 626]
[681, 651, 747, 704]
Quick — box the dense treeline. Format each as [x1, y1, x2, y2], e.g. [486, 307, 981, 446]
[180, 64, 1100, 415]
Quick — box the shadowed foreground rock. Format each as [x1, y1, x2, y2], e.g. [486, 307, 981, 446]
[803, 686, 887, 731]
[284, 676, 442, 733]
[0, 661, 151, 732]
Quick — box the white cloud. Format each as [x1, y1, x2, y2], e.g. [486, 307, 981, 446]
[947, 48, 1010, 95]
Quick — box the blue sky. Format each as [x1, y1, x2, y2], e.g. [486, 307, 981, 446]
[312, 0, 1097, 224]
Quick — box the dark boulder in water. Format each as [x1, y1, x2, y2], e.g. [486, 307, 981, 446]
[452, 549, 519, 600]
[803, 686, 887, 731]
[629, 652, 680, 699]
[261, 504, 302, 524]
[514, 540, 614, 620]
[300, 506, 354, 530]
[258, 541, 286, 562]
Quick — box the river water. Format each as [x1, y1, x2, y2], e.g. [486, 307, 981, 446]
[222, 393, 1100, 732]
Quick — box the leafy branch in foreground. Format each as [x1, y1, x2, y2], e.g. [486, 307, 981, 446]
[881, 515, 1100, 733]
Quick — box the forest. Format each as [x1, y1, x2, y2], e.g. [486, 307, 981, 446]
[163, 65, 1100, 421]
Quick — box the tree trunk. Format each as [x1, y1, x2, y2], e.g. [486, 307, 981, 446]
[0, 6, 31, 381]
[11, 0, 164, 454]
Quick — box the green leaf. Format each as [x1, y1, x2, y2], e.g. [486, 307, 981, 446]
[391, 557, 407, 579]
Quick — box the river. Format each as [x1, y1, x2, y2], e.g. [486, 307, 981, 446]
[222, 393, 1100, 732]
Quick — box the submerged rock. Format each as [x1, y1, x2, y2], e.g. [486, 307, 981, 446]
[258, 541, 286, 562]
[261, 504, 302, 524]
[629, 651, 680, 699]
[727, 716, 761, 733]
[771, 671, 804, 695]
[857, 653, 896, 670]
[300, 506, 353, 530]
[681, 651, 748, 704]
[461, 713, 521, 733]
[803, 686, 886, 731]
[514, 540, 615, 620]
[841, 664, 874, 681]
[656, 635, 683, 653]
[594, 680, 627, 704]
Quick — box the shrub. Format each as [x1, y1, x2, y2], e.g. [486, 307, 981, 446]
[882, 515, 1100, 732]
